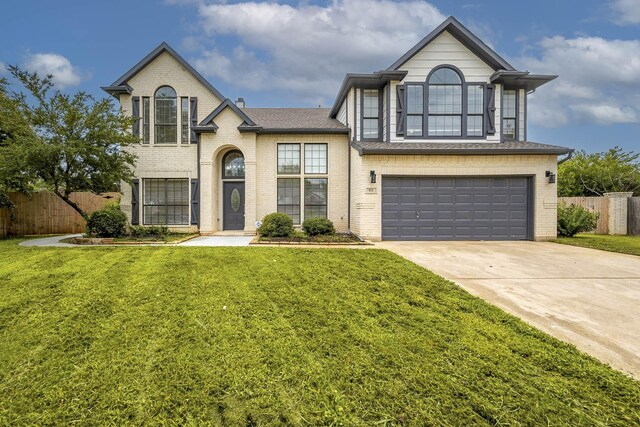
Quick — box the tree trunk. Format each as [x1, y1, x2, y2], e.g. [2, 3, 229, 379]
[54, 191, 89, 221]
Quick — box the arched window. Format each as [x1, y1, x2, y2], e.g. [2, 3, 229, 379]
[427, 67, 463, 137]
[155, 86, 177, 144]
[222, 150, 245, 179]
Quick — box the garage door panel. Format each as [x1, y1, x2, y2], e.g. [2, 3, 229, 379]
[382, 176, 530, 241]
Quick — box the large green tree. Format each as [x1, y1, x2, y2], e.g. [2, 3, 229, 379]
[558, 147, 640, 197]
[1, 66, 138, 220]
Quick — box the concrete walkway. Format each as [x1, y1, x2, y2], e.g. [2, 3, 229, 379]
[18, 234, 253, 247]
[377, 240, 640, 378]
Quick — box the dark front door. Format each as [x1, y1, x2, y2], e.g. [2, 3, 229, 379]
[223, 182, 245, 230]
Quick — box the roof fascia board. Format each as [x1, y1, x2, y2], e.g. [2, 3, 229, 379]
[351, 142, 572, 156]
[329, 70, 407, 117]
[199, 99, 257, 127]
[104, 42, 225, 100]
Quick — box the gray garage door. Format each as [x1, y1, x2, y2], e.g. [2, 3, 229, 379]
[382, 176, 531, 241]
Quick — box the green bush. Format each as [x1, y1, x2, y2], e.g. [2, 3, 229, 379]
[86, 206, 128, 237]
[129, 225, 169, 238]
[258, 213, 294, 237]
[557, 203, 598, 237]
[302, 217, 335, 236]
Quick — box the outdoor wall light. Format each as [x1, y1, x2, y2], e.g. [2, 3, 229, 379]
[546, 171, 556, 184]
[370, 170, 377, 184]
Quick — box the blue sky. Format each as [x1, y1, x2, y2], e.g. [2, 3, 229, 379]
[1, 0, 639, 152]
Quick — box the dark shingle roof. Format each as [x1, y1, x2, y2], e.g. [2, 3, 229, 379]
[352, 140, 573, 155]
[241, 108, 348, 132]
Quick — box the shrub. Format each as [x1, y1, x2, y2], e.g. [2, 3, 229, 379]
[258, 213, 294, 237]
[557, 203, 598, 237]
[129, 225, 169, 239]
[86, 206, 128, 237]
[302, 217, 335, 236]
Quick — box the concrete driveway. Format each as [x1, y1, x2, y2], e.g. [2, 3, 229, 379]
[377, 241, 640, 378]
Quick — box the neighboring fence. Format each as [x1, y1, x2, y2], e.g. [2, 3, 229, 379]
[0, 192, 119, 238]
[559, 195, 639, 236]
[559, 197, 610, 235]
[629, 197, 640, 236]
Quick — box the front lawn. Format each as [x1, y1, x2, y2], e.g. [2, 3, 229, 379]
[556, 234, 640, 256]
[1, 241, 638, 425]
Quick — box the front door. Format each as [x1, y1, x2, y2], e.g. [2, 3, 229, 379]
[223, 182, 245, 230]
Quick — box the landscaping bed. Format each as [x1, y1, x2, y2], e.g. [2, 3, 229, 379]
[1, 240, 639, 425]
[256, 232, 366, 245]
[61, 233, 198, 245]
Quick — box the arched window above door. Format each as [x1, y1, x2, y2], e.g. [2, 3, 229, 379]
[222, 150, 245, 179]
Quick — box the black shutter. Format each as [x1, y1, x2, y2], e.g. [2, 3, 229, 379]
[131, 179, 140, 225]
[132, 96, 140, 136]
[485, 84, 496, 135]
[190, 179, 199, 225]
[190, 97, 198, 144]
[396, 85, 405, 136]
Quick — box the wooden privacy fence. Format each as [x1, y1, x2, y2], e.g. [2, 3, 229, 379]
[629, 197, 640, 236]
[558, 197, 610, 235]
[0, 192, 119, 237]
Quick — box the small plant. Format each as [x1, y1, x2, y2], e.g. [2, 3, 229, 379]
[557, 203, 598, 237]
[86, 206, 128, 237]
[129, 225, 169, 239]
[302, 217, 335, 236]
[258, 213, 294, 237]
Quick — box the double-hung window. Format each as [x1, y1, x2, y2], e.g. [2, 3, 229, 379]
[142, 97, 150, 144]
[427, 67, 462, 137]
[143, 178, 189, 225]
[406, 85, 424, 137]
[181, 97, 189, 144]
[362, 89, 379, 139]
[154, 86, 177, 144]
[276, 143, 328, 224]
[467, 85, 484, 137]
[502, 89, 517, 140]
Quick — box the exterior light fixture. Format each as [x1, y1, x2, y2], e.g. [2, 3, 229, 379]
[546, 171, 556, 184]
[370, 170, 376, 184]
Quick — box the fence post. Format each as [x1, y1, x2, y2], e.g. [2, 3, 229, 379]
[604, 192, 633, 235]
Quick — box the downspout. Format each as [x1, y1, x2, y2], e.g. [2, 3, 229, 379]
[346, 90, 351, 231]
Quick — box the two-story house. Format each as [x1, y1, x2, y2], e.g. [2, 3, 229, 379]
[103, 16, 571, 241]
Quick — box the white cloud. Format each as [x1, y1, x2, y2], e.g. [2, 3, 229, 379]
[518, 36, 640, 127]
[611, 0, 640, 24]
[24, 53, 82, 88]
[189, 0, 446, 105]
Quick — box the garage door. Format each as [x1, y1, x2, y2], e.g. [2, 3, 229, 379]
[382, 176, 531, 241]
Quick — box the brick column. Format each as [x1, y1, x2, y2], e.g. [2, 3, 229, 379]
[604, 192, 633, 235]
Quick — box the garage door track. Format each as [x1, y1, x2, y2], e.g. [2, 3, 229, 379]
[378, 241, 640, 378]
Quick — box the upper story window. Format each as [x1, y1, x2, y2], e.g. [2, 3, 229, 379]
[180, 97, 189, 144]
[427, 67, 462, 137]
[154, 86, 177, 144]
[398, 65, 492, 139]
[362, 89, 379, 139]
[502, 89, 517, 140]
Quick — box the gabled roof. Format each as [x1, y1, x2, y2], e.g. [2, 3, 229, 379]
[101, 42, 224, 100]
[387, 16, 516, 72]
[194, 99, 257, 133]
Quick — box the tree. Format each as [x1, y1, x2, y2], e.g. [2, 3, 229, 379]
[558, 147, 640, 197]
[0, 77, 39, 219]
[3, 66, 138, 220]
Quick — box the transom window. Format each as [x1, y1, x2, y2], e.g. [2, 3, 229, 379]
[222, 151, 245, 179]
[503, 89, 517, 140]
[143, 178, 189, 225]
[155, 86, 177, 144]
[362, 89, 379, 139]
[428, 67, 462, 137]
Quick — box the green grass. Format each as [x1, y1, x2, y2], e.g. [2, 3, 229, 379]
[0, 240, 638, 426]
[556, 234, 640, 256]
